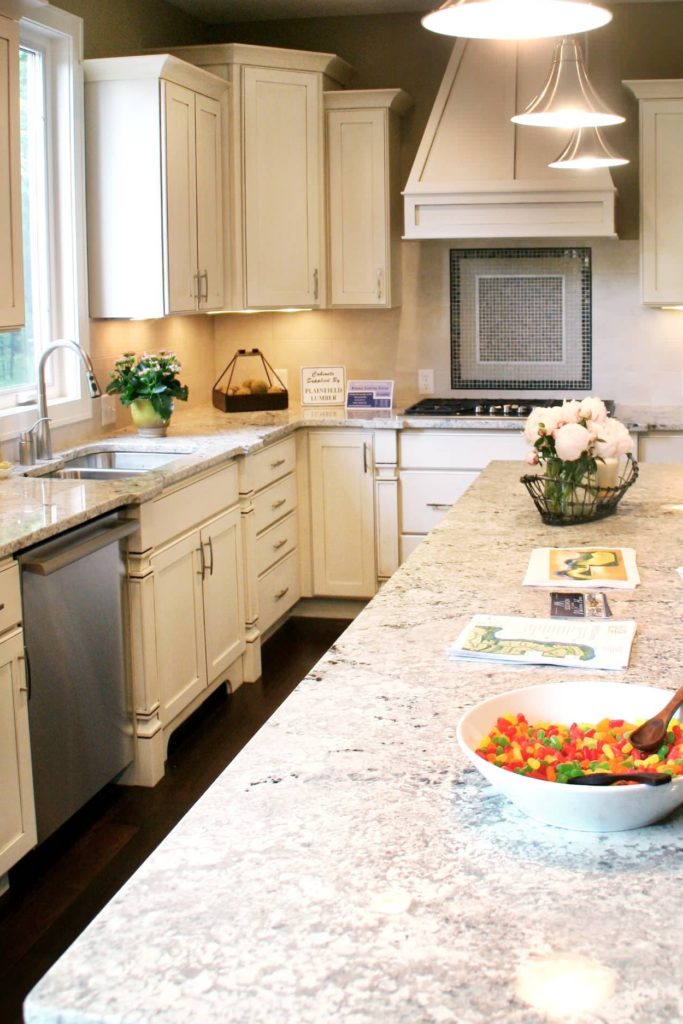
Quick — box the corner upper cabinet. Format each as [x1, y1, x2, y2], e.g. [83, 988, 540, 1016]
[0, 14, 24, 331]
[625, 79, 683, 306]
[84, 55, 226, 319]
[166, 44, 353, 310]
[325, 90, 411, 308]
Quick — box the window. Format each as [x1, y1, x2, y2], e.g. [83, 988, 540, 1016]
[0, 5, 89, 432]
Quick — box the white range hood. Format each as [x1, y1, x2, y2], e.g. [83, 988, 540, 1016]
[403, 38, 617, 239]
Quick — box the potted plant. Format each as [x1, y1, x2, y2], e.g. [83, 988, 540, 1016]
[107, 351, 189, 436]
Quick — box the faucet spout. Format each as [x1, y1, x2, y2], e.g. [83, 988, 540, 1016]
[36, 340, 102, 461]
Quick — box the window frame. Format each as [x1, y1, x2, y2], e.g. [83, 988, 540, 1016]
[0, 3, 91, 441]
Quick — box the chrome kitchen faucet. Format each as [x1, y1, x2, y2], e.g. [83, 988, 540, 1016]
[29, 340, 102, 461]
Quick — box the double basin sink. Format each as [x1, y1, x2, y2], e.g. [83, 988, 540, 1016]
[39, 450, 183, 481]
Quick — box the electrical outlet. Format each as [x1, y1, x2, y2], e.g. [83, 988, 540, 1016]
[418, 369, 434, 395]
[275, 368, 289, 388]
[100, 394, 117, 427]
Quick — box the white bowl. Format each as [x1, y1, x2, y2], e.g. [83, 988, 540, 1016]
[457, 681, 683, 832]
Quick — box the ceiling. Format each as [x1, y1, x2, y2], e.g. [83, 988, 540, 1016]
[164, 0, 673, 23]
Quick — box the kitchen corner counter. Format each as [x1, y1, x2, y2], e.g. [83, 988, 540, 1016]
[24, 462, 683, 1024]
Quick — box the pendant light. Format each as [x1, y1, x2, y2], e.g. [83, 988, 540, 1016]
[421, 0, 611, 40]
[549, 126, 628, 169]
[512, 37, 623, 128]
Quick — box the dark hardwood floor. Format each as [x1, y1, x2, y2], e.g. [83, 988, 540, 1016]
[0, 616, 349, 1024]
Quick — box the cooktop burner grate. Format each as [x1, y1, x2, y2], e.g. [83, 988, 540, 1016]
[403, 398, 615, 418]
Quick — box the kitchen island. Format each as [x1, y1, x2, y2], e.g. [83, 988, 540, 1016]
[24, 461, 683, 1024]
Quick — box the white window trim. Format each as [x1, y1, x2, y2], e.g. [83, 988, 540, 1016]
[0, 2, 92, 442]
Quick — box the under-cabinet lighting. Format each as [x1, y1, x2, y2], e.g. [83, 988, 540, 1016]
[660, 306, 683, 311]
[421, 0, 611, 39]
[207, 308, 314, 315]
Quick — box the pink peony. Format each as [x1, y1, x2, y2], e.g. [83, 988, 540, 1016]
[594, 418, 634, 458]
[554, 422, 591, 461]
[526, 450, 539, 465]
[579, 396, 608, 423]
[560, 399, 582, 423]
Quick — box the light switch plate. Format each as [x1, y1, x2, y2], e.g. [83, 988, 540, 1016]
[418, 369, 434, 395]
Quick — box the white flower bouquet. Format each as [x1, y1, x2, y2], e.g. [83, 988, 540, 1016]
[521, 398, 638, 524]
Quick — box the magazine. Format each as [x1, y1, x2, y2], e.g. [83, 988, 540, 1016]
[448, 614, 637, 671]
[523, 546, 640, 590]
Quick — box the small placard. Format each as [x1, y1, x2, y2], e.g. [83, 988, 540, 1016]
[345, 379, 394, 410]
[301, 366, 346, 406]
[550, 592, 612, 619]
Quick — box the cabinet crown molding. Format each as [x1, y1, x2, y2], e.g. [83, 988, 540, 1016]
[624, 79, 683, 100]
[162, 42, 353, 87]
[84, 54, 227, 101]
[324, 88, 412, 115]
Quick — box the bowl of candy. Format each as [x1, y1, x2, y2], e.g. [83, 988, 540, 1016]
[457, 681, 683, 832]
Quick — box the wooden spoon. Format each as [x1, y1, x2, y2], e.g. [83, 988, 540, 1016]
[567, 772, 671, 787]
[628, 686, 683, 753]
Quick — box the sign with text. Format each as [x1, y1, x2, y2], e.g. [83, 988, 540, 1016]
[345, 379, 394, 410]
[301, 366, 346, 406]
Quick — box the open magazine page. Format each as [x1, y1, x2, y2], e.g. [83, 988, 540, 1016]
[523, 546, 640, 590]
[448, 614, 637, 671]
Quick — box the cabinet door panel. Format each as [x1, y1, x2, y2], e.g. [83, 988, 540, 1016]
[0, 629, 36, 875]
[400, 469, 477, 534]
[201, 507, 245, 684]
[0, 17, 23, 329]
[308, 431, 376, 598]
[243, 67, 320, 307]
[163, 80, 198, 314]
[152, 532, 206, 722]
[195, 92, 224, 311]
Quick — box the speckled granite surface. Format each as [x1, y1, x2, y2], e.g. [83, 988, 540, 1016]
[24, 462, 683, 1024]
[0, 404, 530, 558]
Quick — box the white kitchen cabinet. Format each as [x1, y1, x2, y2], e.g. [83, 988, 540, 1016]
[0, 562, 35, 887]
[0, 14, 23, 331]
[308, 430, 376, 598]
[399, 430, 528, 561]
[638, 431, 683, 463]
[625, 80, 683, 306]
[166, 43, 353, 310]
[125, 464, 245, 786]
[325, 90, 411, 308]
[84, 55, 226, 319]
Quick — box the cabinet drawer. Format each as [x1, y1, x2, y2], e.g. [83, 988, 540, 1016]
[132, 464, 239, 551]
[253, 473, 297, 535]
[400, 430, 527, 470]
[255, 511, 298, 577]
[0, 562, 21, 634]
[258, 549, 300, 635]
[251, 437, 296, 492]
[400, 470, 478, 534]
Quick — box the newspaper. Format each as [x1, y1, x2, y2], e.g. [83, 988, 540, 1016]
[523, 546, 640, 590]
[448, 614, 637, 671]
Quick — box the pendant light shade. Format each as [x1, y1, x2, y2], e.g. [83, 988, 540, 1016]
[421, 0, 611, 40]
[512, 37, 624, 128]
[549, 127, 629, 169]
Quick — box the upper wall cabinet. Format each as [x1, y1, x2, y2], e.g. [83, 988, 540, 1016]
[84, 55, 227, 319]
[167, 44, 353, 310]
[0, 14, 24, 331]
[625, 80, 683, 307]
[325, 90, 411, 309]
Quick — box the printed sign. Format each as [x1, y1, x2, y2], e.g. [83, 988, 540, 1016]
[301, 366, 346, 406]
[345, 379, 394, 410]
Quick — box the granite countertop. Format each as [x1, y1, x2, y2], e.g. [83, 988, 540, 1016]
[24, 462, 683, 1024]
[0, 404, 530, 559]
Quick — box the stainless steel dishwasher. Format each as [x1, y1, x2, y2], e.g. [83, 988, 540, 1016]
[18, 514, 138, 842]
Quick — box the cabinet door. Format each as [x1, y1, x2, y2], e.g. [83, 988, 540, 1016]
[308, 431, 376, 598]
[327, 108, 388, 307]
[639, 100, 683, 305]
[0, 15, 23, 330]
[163, 80, 198, 314]
[243, 66, 321, 308]
[201, 506, 245, 685]
[195, 91, 224, 311]
[0, 629, 36, 876]
[152, 531, 207, 723]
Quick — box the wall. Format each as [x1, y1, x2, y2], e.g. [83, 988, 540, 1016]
[209, 4, 683, 411]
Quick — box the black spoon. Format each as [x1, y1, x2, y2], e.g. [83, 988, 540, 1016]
[567, 772, 672, 787]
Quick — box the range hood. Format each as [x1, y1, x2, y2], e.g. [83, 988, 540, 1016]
[403, 38, 617, 239]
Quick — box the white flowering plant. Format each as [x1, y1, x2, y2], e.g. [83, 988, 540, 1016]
[106, 351, 189, 421]
[524, 397, 634, 488]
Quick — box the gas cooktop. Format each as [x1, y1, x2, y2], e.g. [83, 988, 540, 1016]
[403, 398, 615, 418]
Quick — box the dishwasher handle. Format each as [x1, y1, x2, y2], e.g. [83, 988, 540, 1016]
[19, 518, 138, 576]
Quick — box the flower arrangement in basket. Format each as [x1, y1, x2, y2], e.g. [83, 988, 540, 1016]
[520, 397, 638, 525]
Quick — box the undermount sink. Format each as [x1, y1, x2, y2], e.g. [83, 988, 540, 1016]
[33, 449, 185, 481]
[45, 467, 150, 481]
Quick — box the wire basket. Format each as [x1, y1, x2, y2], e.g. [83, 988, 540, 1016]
[520, 455, 639, 526]
[213, 348, 288, 413]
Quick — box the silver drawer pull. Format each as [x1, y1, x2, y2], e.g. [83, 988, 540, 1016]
[272, 498, 287, 509]
[270, 458, 285, 469]
[274, 586, 289, 600]
[273, 538, 288, 550]
[426, 502, 452, 510]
